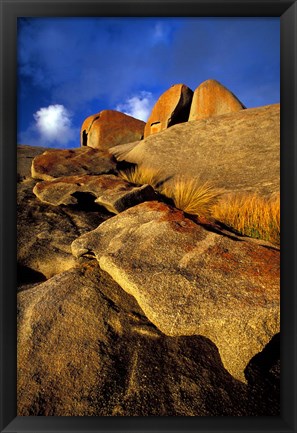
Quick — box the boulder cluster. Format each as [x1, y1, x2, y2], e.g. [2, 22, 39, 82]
[17, 79, 280, 416]
[80, 79, 245, 149]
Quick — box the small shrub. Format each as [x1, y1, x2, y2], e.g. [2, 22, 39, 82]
[212, 192, 280, 245]
[161, 177, 223, 218]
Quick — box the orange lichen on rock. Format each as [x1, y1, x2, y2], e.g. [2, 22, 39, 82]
[144, 84, 193, 138]
[31, 147, 116, 181]
[80, 110, 145, 150]
[189, 79, 245, 121]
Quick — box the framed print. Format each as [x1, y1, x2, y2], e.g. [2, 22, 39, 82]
[1, 1, 296, 432]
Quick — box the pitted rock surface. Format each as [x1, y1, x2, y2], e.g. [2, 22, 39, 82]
[144, 84, 193, 138]
[31, 147, 117, 181]
[18, 261, 276, 416]
[189, 79, 245, 121]
[80, 110, 145, 150]
[33, 174, 156, 214]
[110, 104, 280, 196]
[71, 201, 280, 382]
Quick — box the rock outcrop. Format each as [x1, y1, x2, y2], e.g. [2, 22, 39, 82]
[18, 147, 113, 281]
[17, 261, 278, 416]
[17, 181, 110, 280]
[17, 82, 280, 416]
[33, 174, 156, 214]
[144, 84, 193, 137]
[31, 147, 117, 181]
[110, 103, 280, 196]
[80, 110, 145, 150]
[72, 201, 280, 382]
[189, 79, 245, 121]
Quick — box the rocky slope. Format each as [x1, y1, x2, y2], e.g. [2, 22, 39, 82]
[72, 201, 279, 382]
[17, 140, 280, 416]
[110, 103, 280, 196]
[17, 146, 116, 281]
[17, 261, 252, 416]
[17, 78, 280, 417]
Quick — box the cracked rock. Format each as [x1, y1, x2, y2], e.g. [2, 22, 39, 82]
[18, 261, 256, 416]
[71, 201, 280, 382]
[33, 174, 157, 214]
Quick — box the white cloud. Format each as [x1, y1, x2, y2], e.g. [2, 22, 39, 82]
[116, 91, 155, 122]
[18, 104, 78, 148]
[33, 104, 75, 144]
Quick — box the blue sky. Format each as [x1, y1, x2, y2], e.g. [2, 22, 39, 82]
[17, 17, 280, 149]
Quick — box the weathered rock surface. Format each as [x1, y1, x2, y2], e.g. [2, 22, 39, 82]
[110, 104, 280, 196]
[144, 84, 193, 138]
[72, 201, 280, 382]
[18, 147, 113, 281]
[81, 110, 145, 150]
[189, 79, 245, 121]
[31, 146, 117, 181]
[18, 182, 111, 280]
[33, 174, 157, 214]
[17, 125, 280, 417]
[17, 261, 279, 416]
[18, 144, 51, 181]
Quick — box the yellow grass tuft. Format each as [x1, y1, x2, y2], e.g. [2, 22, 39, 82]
[212, 192, 280, 245]
[119, 167, 280, 245]
[161, 177, 223, 218]
[119, 165, 164, 188]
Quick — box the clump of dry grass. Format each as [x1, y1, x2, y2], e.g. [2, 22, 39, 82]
[119, 165, 164, 188]
[212, 192, 280, 245]
[161, 177, 223, 218]
[119, 167, 280, 245]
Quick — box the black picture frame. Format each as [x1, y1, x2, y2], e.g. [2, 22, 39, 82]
[1, 1, 296, 432]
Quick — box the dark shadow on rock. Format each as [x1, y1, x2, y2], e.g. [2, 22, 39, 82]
[70, 192, 114, 214]
[184, 214, 245, 242]
[115, 160, 137, 173]
[213, 222, 280, 250]
[244, 333, 280, 415]
[260, 244, 280, 252]
[212, 220, 244, 236]
[81, 130, 88, 146]
[167, 88, 193, 128]
[245, 333, 280, 384]
[154, 191, 175, 207]
[200, 225, 244, 242]
[17, 264, 47, 286]
[155, 175, 174, 189]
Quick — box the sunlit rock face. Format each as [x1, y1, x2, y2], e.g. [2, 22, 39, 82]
[144, 84, 193, 138]
[110, 104, 280, 197]
[18, 261, 253, 416]
[17, 79, 280, 415]
[189, 79, 245, 121]
[72, 201, 280, 383]
[31, 147, 117, 181]
[80, 110, 145, 150]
